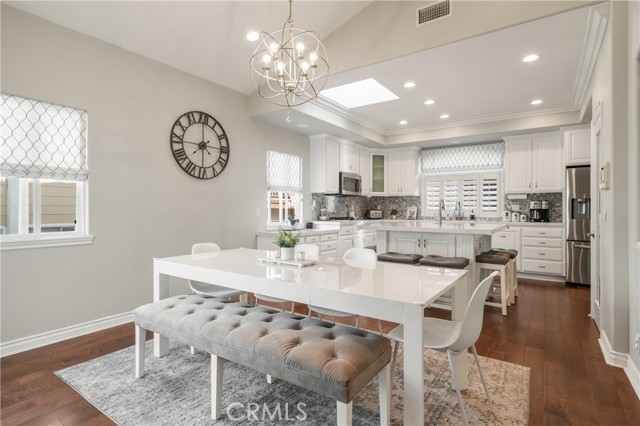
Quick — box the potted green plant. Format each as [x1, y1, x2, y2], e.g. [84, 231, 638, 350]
[390, 208, 398, 220]
[275, 229, 301, 260]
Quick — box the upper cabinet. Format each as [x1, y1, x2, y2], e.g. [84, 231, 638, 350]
[359, 150, 371, 195]
[340, 144, 360, 174]
[562, 125, 591, 166]
[310, 134, 340, 193]
[387, 149, 419, 196]
[504, 132, 563, 193]
[370, 153, 386, 195]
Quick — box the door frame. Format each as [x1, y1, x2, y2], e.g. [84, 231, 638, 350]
[590, 101, 603, 329]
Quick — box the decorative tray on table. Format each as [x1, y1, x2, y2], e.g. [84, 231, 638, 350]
[258, 257, 317, 267]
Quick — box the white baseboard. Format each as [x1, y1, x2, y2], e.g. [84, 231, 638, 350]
[0, 311, 133, 357]
[625, 357, 640, 400]
[516, 272, 566, 283]
[599, 331, 629, 367]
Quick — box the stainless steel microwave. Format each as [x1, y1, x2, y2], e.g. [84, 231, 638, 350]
[338, 172, 361, 196]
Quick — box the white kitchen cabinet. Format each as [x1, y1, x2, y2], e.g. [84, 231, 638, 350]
[359, 150, 371, 195]
[512, 226, 564, 276]
[340, 144, 360, 174]
[563, 125, 591, 166]
[387, 231, 456, 256]
[370, 153, 387, 195]
[310, 134, 340, 193]
[387, 149, 418, 196]
[504, 132, 563, 193]
[256, 232, 339, 257]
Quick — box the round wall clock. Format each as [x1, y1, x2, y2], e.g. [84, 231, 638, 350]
[170, 111, 229, 179]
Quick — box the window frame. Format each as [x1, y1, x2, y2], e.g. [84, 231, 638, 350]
[420, 170, 503, 219]
[266, 191, 303, 229]
[0, 177, 93, 250]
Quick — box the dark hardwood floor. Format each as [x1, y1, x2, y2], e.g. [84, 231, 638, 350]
[2, 279, 639, 425]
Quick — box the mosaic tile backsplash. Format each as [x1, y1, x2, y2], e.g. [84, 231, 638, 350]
[311, 192, 563, 223]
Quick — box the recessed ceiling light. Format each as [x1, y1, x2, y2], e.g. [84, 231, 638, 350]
[403, 82, 416, 89]
[523, 54, 540, 63]
[296, 123, 309, 128]
[320, 78, 399, 109]
[246, 31, 260, 42]
[399, 120, 408, 125]
[530, 99, 543, 105]
[440, 114, 450, 119]
[424, 99, 435, 105]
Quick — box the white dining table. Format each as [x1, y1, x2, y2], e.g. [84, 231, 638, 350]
[152, 247, 469, 426]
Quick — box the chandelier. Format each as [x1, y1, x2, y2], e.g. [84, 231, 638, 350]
[250, 0, 329, 108]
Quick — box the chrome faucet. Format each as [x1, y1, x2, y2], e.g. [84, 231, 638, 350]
[438, 199, 444, 225]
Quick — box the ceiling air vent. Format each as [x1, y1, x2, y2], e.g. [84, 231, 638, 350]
[416, 0, 452, 27]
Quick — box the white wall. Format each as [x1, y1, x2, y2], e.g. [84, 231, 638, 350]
[0, 6, 309, 343]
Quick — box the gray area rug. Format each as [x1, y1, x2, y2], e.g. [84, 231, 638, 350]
[55, 341, 529, 425]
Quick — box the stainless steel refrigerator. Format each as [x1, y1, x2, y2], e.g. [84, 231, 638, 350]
[566, 166, 591, 285]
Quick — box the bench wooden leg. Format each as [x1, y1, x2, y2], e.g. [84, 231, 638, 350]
[378, 364, 391, 425]
[190, 345, 196, 355]
[211, 354, 224, 420]
[266, 374, 275, 384]
[336, 401, 352, 426]
[500, 266, 507, 316]
[135, 325, 145, 378]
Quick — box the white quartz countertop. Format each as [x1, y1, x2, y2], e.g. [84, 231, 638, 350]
[255, 228, 338, 237]
[359, 220, 507, 235]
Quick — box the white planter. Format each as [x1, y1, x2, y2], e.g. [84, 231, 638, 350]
[280, 247, 295, 261]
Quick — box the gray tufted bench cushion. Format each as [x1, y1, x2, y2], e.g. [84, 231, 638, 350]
[490, 248, 519, 259]
[134, 294, 391, 422]
[419, 254, 470, 269]
[476, 251, 511, 265]
[377, 252, 423, 264]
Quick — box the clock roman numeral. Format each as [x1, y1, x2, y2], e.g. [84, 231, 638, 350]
[220, 145, 229, 155]
[173, 148, 188, 163]
[184, 161, 197, 176]
[198, 166, 207, 179]
[217, 156, 227, 169]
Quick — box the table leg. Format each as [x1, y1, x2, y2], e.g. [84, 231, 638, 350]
[403, 303, 424, 426]
[153, 264, 170, 357]
[451, 274, 469, 389]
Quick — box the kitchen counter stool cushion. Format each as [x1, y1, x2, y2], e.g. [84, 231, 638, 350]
[489, 248, 518, 259]
[475, 251, 511, 265]
[419, 255, 469, 269]
[377, 252, 423, 264]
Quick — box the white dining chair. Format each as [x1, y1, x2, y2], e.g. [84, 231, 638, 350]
[255, 244, 320, 312]
[388, 271, 498, 425]
[188, 243, 247, 354]
[308, 248, 384, 334]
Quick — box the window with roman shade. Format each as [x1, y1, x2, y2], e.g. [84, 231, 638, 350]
[0, 93, 92, 249]
[419, 142, 503, 218]
[266, 150, 303, 225]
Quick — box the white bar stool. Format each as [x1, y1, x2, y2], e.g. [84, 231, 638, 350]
[489, 248, 519, 305]
[475, 251, 512, 316]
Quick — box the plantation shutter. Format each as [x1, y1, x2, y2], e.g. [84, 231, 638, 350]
[1, 94, 88, 181]
[424, 179, 441, 213]
[443, 180, 458, 211]
[461, 177, 478, 212]
[481, 175, 499, 213]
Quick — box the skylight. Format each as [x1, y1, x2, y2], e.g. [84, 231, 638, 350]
[320, 78, 399, 109]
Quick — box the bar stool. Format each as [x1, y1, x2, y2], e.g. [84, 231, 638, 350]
[490, 248, 519, 305]
[475, 251, 511, 316]
[377, 252, 423, 264]
[419, 255, 470, 310]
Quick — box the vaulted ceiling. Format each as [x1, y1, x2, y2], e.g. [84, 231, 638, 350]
[7, 1, 606, 147]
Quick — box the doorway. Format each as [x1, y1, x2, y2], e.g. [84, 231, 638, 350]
[590, 101, 603, 330]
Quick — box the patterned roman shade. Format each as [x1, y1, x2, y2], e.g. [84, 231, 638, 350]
[420, 142, 504, 173]
[1, 94, 88, 181]
[266, 150, 302, 194]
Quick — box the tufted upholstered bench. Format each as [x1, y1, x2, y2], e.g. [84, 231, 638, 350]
[134, 294, 391, 425]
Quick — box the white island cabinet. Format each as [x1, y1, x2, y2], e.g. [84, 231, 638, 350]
[360, 221, 507, 291]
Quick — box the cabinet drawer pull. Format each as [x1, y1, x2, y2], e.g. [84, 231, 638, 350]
[539, 253, 546, 255]
[538, 242, 546, 245]
[538, 265, 546, 269]
[539, 232, 546, 235]
[498, 235, 506, 238]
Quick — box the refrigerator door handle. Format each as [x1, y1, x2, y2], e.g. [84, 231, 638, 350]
[574, 244, 590, 249]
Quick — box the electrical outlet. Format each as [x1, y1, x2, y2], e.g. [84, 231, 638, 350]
[635, 334, 640, 355]
[512, 205, 521, 212]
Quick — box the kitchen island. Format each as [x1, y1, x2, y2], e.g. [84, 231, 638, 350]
[359, 220, 508, 291]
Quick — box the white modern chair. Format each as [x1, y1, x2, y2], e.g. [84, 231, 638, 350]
[388, 271, 499, 425]
[308, 248, 384, 334]
[189, 243, 247, 354]
[255, 244, 320, 312]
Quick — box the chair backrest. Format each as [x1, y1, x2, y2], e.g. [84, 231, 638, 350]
[295, 243, 319, 260]
[192, 242, 221, 255]
[450, 271, 499, 352]
[343, 248, 377, 262]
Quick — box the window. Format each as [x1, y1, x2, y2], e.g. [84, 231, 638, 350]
[421, 171, 502, 218]
[0, 94, 92, 249]
[266, 150, 303, 226]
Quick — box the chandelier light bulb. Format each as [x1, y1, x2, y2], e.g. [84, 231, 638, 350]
[250, 0, 329, 108]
